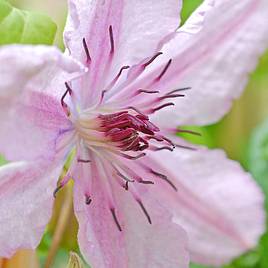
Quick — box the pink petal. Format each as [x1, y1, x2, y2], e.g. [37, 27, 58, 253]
[64, 0, 182, 107]
[0, 160, 63, 258]
[0, 45, 83, 161]
[73, 156, 189, 268]
[0, 45, 84, 100]
[147, 147, 265, 266]
[114, 0, 268, 126]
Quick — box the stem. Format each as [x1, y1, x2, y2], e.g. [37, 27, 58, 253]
[44, 184, 73, 268]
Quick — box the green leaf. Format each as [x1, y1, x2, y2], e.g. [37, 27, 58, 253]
[0, 0, 57, 45]
[180, 0, 203, 24]
[0, 155, 7, 165]
[248, 118, 268, 268]
[223, 250, 260, 268]
[248, 118, 268, 194]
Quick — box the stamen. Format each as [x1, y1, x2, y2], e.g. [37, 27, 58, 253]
[150, 169, 177, 191]
[137, 137, 149, 151]
[61, 83, 73, 116]
[138, 89, 160, 94]
[117, 65, 130, 77]
[139, 180, 155, 185]
[119, 152, 146, 160]
[110, 208, 122, 232]
[78, 159, 91, 163]
[61, 87, 70, 107]
[147, 135, 175, 148]
[126, 106, 148, 119]
[166, 87, 191, 95]
[159, 94, 185, 100]
[53, 174, 72, 198]
[161, 136, 176, 148]
[116, 171, 134, 182]
[177, 129, 202, 136]
[65, 82, 73, 95]
[102, 66, 130, 98]
[125, 181, 129, 191]
[146, 135, 164, 142]
[151, 102, 174, 113]
[143, 52, 163, 68]
[152, 146, 174, 152]
[122, 136, 141, 151]
[109, 25, 115, 54]
[85, 195, 92, 205]
[98, 90, 107, 104]
[155, 59, 172, 81]
[137, 200, 152, 224]
[53, 185, 63, 198]
[82, 38, 91, 63]
[175, 144, 197, 150]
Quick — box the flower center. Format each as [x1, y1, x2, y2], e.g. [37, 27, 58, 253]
[75, 109, 174, 157]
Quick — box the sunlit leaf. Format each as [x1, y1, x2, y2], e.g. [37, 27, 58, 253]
[0, 0, 57, 45]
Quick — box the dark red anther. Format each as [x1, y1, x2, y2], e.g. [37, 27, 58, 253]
[143, 52, 163, 68]
[110, 208, 122, 232]
[101, 113, 157, 136]
[155, 59, 172, 81]
[141, 119, 160, 133]
[137, 200, 152, 224]
[108, 128, 136, 142]
[109, 25, 115, 54]
[78, 159, 91, 163]
[127, 106, 148, 120]
[99, 111, 128, 121]
[82, 38, 91, 63]
[146, 135, 163, 142]
[137, 137, 149, 151]
[122, 136, 140, 151]
[152, 102, 175, 113]
[104, 118, 131, 130]
[150, 169, 178, 191]
[85, 195, 92, 205]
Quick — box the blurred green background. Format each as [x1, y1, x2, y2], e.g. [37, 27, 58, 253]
[1, 0, 268, 267]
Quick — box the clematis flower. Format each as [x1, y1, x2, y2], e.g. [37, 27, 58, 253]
[0, 0, 268, 267]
